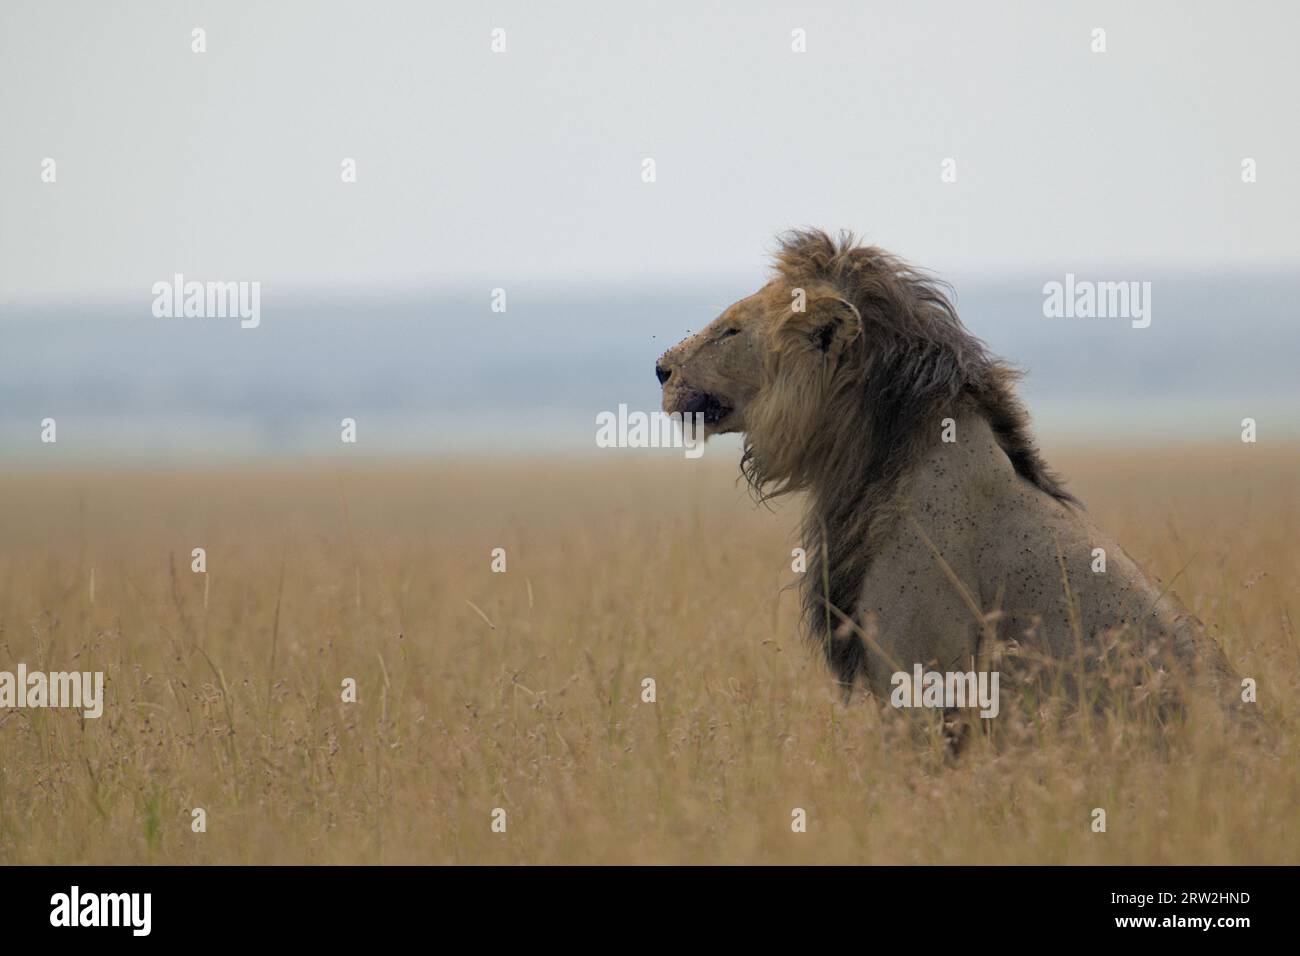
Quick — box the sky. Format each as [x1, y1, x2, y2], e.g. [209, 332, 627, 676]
[1, 2, 1296, 461]
[2, 0, 1298, 304]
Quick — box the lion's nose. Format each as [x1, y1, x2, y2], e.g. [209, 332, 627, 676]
[655, 362, 672, 385]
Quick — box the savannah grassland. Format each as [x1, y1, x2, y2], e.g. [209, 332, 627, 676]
[0, 444, 1297, 865]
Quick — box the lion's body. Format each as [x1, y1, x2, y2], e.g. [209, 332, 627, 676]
[851, 405, 1234, 705]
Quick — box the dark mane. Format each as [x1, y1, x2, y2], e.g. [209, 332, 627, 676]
[746, 228, 1078, 687]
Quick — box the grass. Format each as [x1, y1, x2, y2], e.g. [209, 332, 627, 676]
[0, 443, 1296, 864]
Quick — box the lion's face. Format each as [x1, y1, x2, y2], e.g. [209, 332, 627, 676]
[655, 283, 782, 435]
[656, 280, 863, 443]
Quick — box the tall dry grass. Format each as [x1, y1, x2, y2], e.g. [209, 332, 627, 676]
[0, 444, 1296, 864]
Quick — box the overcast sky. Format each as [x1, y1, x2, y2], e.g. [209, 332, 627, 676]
[2, 0, 1297, 304]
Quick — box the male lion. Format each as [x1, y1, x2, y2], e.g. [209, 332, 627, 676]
[656, 229, 1248, 730]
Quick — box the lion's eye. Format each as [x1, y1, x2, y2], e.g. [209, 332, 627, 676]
[718, 328, 740, 340]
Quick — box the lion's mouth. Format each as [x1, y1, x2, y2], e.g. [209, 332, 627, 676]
[700, 393, 733, 427]
[663, 386, 737, 431]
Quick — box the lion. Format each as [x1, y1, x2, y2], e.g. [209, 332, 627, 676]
[656, 229, 1251, 733]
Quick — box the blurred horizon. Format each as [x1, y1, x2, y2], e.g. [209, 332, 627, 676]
[3, 266, 1297, 464]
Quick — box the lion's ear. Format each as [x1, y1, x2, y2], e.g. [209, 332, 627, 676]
[786, 294, 862, 362]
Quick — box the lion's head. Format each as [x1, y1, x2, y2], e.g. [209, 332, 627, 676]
[658, 228, 1025, 497]
[658, 231, 1076, 502]
[655, 276, 858, 444]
